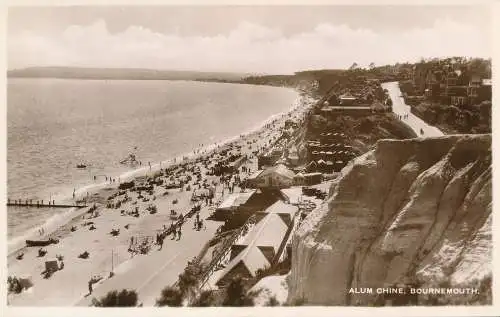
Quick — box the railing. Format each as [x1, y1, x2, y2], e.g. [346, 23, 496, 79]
[197, 214, 258, 288]
[272, 216, 295, 266]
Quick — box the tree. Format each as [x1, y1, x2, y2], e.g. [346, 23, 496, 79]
[156, 286, 183, 307]
[92, 289, 138, 307]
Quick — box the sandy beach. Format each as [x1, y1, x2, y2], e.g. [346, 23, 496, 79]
[7, 95, 312, 306]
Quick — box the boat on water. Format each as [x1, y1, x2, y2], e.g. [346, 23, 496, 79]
[120, 153, 139, 166]
[26, 238, 59, 247]
[76, 163, 87, 169]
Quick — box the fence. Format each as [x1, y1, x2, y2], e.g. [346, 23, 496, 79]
[197, 214, 258, 289]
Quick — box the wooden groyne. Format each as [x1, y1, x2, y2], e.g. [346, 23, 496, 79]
[6, 201, 87, 208]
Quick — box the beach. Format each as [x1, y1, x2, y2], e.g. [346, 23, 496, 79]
[7, 93, 313, 306]
[7, 78, 301, 243]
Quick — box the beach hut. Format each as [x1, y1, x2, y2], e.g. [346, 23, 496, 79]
[214, 210, 293, 288]
[44, 260, 59, 274]
[304, 172, 323, 185]
[250, 164, 295, 189]
[293, 173, 305, 186]
[305, 161, 318, 172]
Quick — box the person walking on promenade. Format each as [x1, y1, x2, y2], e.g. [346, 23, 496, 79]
[171, 228, 177, 240]
[177, 227, 182, 241]
[88, 280, 93, 295]
[158, 235, 164, 251]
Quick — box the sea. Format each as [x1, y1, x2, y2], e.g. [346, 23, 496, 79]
[7, 78, 299, 249]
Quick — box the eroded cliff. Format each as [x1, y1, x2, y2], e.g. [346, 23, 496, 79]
[287, 134, 492, 305]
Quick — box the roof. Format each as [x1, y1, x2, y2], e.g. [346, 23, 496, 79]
[328, 106, 371, 110]
[259, 164, 295, 180]
[264, 200, 298, 217]
[248, 170, 264, 180]
[240, 213, 289, 250]
[217, 190, 256, 210]
[215, 212, 290, 283]
[280, 187, 303, 205]
[216, 245, 270, 283]
[340, 96, 357, 101]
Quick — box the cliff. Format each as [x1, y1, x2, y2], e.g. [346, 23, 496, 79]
[287, 134, 492, 305]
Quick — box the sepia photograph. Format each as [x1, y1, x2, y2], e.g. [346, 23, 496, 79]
[4, 1, 495, 313]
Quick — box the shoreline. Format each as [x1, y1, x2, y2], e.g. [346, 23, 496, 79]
[7, 89, 314, 306]
[7, 93, 312, 256]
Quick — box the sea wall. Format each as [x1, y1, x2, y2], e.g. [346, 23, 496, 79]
[287, 134, 492, 305]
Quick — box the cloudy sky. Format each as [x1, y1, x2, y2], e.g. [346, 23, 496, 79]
[7, 5, 492, 74]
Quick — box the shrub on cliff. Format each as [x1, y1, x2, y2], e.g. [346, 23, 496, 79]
[357, 117, 376, 134]
[92, 289, 138, 307]
[191, 290, 218, 307]
[178, 263, 203, 295]
[222, 276, 257, 306]
[265, 295, 280, 306]
[156, 286, 183, 307]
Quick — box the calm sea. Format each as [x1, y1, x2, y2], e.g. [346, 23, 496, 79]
[7, 78, 298, 243]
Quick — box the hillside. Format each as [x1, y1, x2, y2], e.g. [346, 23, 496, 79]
[287, 134, 492, 306]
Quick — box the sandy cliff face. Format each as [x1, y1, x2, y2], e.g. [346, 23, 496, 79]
[287, 135, 492, 305]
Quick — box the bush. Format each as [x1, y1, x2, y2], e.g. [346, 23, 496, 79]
[92, 289, 138, 307]
[222, 276, 256, 306]
[178, 263, 203, 295]
[156, 286, 183, 307]
[265, 295, 280, 306]
[118, 181, 134, 190]
[192, 290, 217, 307]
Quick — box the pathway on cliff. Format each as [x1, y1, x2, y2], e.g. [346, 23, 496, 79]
[382, 81, 444, 137]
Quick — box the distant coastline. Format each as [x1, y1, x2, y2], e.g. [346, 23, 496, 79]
[7, 66, 252, 82]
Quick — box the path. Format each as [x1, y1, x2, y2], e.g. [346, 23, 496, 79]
[382, 81, 444, 137]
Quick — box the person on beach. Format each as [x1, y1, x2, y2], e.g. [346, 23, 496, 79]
[171, 228, 176, 240]
[177, 227, 182, 241]
[88, 280, 93, 295]
[158, 235, 164, 250]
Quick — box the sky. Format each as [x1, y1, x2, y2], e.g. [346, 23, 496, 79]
[7, 5, 492, 74]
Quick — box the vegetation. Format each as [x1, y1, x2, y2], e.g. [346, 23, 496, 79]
[156, 286, 183, 307]
[410, 100, 491, 134]
[191, 290, 218, 307]
[305, 113, 416, 153]
[92, 289, 138, 307]
[221, 275, 261, 306]
[177, 262, 204, 301]
[265, 296, 280, 306]
[399, 57, 492, 134]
